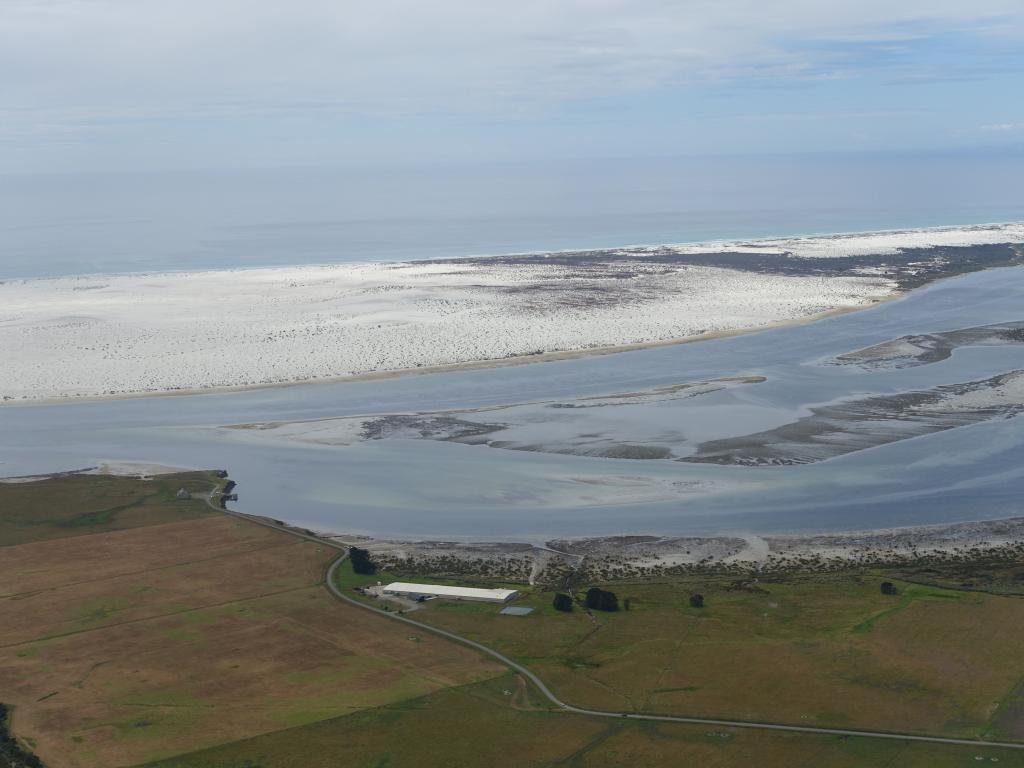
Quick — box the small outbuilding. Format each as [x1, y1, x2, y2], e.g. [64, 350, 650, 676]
[499, 606, 534, 616]
[382, 582, 520, 604]
[175, 488, 192, 500]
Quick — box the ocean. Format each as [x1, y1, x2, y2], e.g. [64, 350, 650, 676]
[2, 149, 1022, 280]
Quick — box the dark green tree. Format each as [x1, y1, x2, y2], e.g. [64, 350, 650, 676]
[880, 581, 898, 596]
[552, 593, 573, 612]
[600, 590, 619, 612]
[585, 587, 619, 612]
[349, 547, 377, 575]
[689, 593, 705, 608]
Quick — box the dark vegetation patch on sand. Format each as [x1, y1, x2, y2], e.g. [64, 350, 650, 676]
[350, 517, 1024, 587]
[359, 414, 505, 442]
[441, 241, 1024, 291]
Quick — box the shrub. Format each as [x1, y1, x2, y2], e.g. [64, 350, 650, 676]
[552, 593, 573, 612]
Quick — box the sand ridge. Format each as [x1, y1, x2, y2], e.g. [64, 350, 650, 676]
[2, 222, 1022, 402]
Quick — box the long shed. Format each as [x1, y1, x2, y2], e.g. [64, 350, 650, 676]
[382, 582, 519, 603]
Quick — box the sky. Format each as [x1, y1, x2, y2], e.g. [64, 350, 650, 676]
[2, 0, 1024, 174]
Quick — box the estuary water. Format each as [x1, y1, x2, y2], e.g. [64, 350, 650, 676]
[3, 266, 1024, 540]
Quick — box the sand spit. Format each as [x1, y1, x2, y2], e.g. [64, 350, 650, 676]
[3, 223, 1022, 403]
[833, 320, 1024, 369]
[328, 516, 1024, 584]
[0, 468, 96, 484]
[83, 461, 204, 477]
[0, 462, 200, 483]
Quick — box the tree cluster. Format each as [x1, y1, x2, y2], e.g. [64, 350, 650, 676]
[585, 587, 619, 612]
[880, 581, 898, 595]
[349, 547, 378, 575]
[689, 593, 705, 608]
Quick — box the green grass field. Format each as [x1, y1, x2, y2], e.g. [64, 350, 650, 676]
[391, 566, 1024, 741]
[0, 471, 220, 546]
[145, 673, 1024, 768]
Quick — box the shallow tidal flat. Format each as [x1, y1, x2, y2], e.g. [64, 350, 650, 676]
[688, 369, 1024, 466]
[225, 361, 1024, 468]
[223, 315, 1024, 468]
[227, 375, 767, 460]
[2, 223, 1022, 401]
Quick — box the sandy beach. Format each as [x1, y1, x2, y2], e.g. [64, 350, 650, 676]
[329, 515, 1024, 583]
[1, 222, 1021, 403]
[6, 299, 890, 408]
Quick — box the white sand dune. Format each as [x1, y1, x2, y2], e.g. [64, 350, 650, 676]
[666, 221, 1024, 259]
[2, 222, 1020, 402]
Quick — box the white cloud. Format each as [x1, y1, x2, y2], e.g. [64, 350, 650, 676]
[1, 0, 1022, 132]
[981, 122, 1024, 132]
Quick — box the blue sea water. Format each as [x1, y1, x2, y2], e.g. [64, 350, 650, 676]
[1, 149, 1022, 280]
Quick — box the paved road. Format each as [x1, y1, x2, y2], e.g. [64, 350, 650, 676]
[209, 490, 1024, 753]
